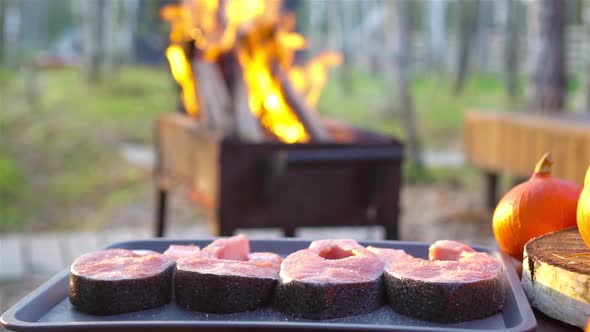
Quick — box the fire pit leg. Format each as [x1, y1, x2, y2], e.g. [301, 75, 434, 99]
[485, 172, 499, 211]
[217, 219, 234, 236]
[384, 223, 399, 241]
[283, 227, 295, 237]
[155, 188, 168, 237]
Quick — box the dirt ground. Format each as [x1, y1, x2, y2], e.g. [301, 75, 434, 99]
[400, 185, 496, 247]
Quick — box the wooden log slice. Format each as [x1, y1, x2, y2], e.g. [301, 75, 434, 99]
[522, 227, 590, 328]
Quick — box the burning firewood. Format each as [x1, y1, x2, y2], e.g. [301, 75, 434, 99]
[192, 60, 232, 133]
[161, 0, 340, 144]
[275, 67, 330, 142]
[232, 64, 265, 142]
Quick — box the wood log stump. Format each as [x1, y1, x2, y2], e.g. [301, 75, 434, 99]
[522, 227, 590, 328]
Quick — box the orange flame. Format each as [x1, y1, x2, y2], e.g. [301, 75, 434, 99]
[166, 45, 199, 116]
[161, 0, 340, 143]
[289, 52, 343, 108]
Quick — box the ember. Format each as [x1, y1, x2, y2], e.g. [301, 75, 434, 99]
[161, 0, 341, 143]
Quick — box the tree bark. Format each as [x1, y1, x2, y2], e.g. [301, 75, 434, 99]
[0, 0, 5, 65]
[426, 0, 447, 72]
[338, 0, 355, 94]
[585, 0, 590, 113]
[525, 0, 539, 101]
[504, 0, 522, 101]
[453, 0, 479, 95]
[3, 0, 22, 68]
[80, 0, 103, 82]
[390, 0, 423, 170]
[307, 0, 325, 56]
[474, 0, 492, 71]
[119, 0, 139, 64]
[380, 1, 395, 89]
[530, 0, 567, 113]
[102, 0, 119, 76]
[282, 0, 307, 62]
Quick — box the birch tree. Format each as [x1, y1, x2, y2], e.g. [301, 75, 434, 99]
[585, 0, 590, 113]
[530, 0, 566, 112]
[389, 0, 423, 170]
[3, 0, 22, 67]
[119, 0, 140, 64]
[0, 0, 5, 66]
[338, 0, 355, 93]
[426, 0, 447, 72]
[474, 0, 492, 72]
[525, 0, 539, 102]
[453, 0, 480, 94]
[307, 0, 326, 56]
[504, 0, 522, 101]
[102, 0, 120, 75]
[79, 0, 103, 82]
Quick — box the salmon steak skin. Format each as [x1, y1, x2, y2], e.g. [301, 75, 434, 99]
[275, 239, 385, 320]
[368, 240, 505, 323]
[69, 249, 175, 315]
[174, 234, 282, 313]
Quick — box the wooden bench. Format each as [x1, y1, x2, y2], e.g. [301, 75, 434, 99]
[463, 110, 590, 209]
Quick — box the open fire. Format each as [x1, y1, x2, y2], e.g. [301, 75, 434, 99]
[161, 0, 341, 143]
[154, 0, 403, 240]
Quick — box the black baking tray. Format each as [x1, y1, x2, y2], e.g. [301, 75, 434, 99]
[1, 238, 536, 331]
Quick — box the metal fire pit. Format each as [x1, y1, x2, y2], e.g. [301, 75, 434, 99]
[154, 113, 404, 239]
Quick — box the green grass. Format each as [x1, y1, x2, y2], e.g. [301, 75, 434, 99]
[412, 73, 524, 148]
[37, 67, 177, 143]
[317, 70, 529, 184]
[319, 71, 525, 149]
[0, 151, 30, 231]
[319, 70, 402, 137]
[0, 66, 176, 232]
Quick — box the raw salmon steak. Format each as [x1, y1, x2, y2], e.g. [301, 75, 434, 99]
[174, 234, 282, 313]
[368, 240, 505, 323]
[163, 244, 200, 260]
[69, 249, 174, 315]
[275, 239, 385, 319]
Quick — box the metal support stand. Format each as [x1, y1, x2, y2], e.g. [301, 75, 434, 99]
[485, 172, 499, 211]
[283, 227, 296, 237]
[155, 188, 168, 237]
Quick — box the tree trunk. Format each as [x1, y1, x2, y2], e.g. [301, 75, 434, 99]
[504, 0, 522, 101]
[4, 0, 22, 68]
[282, 0, 307, 62]
[380, 1, 395, 89]
[0, 0, 5, 65]
[530, 0, 566, 113]
[474, 0, 492, 72]
[585, 0, 590, 113]
[338, 0, 355, 94]
[307, 0, 325, 56]
[390, 0, 423, 170]
[102, 0, 119, 76]
[80, 0, 103, 82]
[426, 0, 447, 73]
[120, 0, 139, 65]
[525, 0, 539, 101]
[453, 0, 479, 95]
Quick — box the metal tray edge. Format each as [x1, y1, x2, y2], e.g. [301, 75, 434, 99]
[496, 253, 536, 332]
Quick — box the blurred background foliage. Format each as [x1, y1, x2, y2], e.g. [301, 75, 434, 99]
[0, 0, 588, 232]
